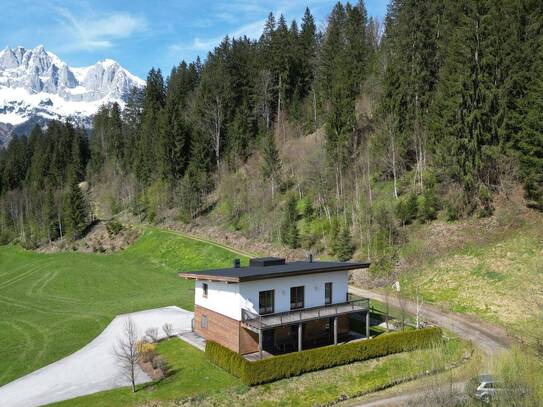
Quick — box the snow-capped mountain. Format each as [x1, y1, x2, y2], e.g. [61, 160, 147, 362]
[0, 45, 145, 146]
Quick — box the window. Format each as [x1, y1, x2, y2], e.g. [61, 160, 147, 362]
[325, 282, 333, 305]
[201, 315, 208, 328]
[259, 290, 275, 315]
[290, 286, 305, 310]
[202, 283, 208, 298]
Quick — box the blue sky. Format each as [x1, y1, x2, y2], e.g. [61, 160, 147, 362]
[0, 0, 389, 79]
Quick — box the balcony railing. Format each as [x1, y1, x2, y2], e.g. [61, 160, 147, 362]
[241, 297, 369, 331]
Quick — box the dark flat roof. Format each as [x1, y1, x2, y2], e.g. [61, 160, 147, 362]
[178, 258, 370, 283]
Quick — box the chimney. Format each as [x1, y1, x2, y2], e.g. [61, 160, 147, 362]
[233, 258, 241, 268]
[308, 253, 313, 263]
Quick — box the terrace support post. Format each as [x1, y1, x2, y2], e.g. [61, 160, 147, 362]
[259, 329, 263, 360]
[333, 316, 338, 345]
[365, 311, 370, 339]
[298, 323, 302, 352]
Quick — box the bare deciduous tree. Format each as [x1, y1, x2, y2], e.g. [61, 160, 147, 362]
[145, 327, 159, 343]
[113, 318, 141, 393]
[416, 286, 424, 329]
[162, 323, 173, 338]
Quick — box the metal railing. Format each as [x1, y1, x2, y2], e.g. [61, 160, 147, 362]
[241, 297, 369, 330]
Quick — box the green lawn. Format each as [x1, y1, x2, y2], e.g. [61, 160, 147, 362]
[53, 336, 469, 407]
[0, 228, 247, 386]
[52, 338, 244, 407]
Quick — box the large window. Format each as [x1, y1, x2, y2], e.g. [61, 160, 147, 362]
[290, 286, 305, 310]
[259, 290, 275, 315]
[202, 283, 208, 298]
[325, 282, 333, 305]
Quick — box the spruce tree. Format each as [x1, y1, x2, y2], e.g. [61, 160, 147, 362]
[261, 132, 282, 198]
[66, 178, 89, 240]
[280, 194, 299, 248]
[334, 224, 355, 261]
[299, 7, 317, 99]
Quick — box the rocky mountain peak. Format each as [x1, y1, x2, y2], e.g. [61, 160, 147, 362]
[0, 45, 145, 147]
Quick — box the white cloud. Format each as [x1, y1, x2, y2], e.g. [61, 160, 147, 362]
[168, 18, 265, 56]
[54, 7, 147, 51]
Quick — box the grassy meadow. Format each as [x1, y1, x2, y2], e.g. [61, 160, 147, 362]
[399, 216, 543, 338]
[0, 228, 247, 387]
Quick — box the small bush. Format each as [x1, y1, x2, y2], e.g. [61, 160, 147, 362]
[137, 341, 157, 363]
[206, 327, 442, 386]
[152, 356, 170, 378]
[106, 220, 124, 237]
[417, 190, 438, 222]
[396, 192, 418, 225]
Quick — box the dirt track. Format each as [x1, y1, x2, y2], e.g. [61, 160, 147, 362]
[349, 286, 510, 357]
[348, 286, 512, 406]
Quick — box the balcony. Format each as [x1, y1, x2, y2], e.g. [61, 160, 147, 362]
[241, 297, 369, 332]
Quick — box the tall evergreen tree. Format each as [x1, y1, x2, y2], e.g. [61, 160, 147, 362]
[280, 194, 299, 248]
[66, 178, 89, 240]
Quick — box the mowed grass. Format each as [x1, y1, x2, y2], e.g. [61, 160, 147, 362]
[0, 228, 247, 387]
[52, 338, 243, 407]
[54, 336, 468, 407]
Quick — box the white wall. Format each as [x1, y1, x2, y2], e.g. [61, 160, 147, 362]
[239, 271, 349, 316]
[194, 280, 241, 321]
[194, 271, 350, 321]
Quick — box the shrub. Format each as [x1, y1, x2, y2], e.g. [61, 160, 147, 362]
[205, 341, 246, 378]
[417, 189, 438, 222]
[206, 327, 442, 386]
[152, 356, 170, 378]
[137, 341, 156, 363]
[106, 220, 123, 237]
[396, 192, 418, 225]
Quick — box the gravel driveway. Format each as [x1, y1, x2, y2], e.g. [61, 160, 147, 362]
[348, 286, 511, 407]
[0, 306, 194, 407]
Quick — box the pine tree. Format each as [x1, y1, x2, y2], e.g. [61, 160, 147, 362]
[299, 7, 318, 99]
[261, 132, 282, 199]
[334, 224, 355, 261]
[135, 68, 166, 184]
[44, 188, 58, 242]
[429, 1, 502, 212]
[280, 194, 299, 248]
[66, 178, 89, 240]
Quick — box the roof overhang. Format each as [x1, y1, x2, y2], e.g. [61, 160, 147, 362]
[178, 262, 371, 283]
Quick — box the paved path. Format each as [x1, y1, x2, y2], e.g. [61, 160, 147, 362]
[349, 286, 512, 407]
[0, 306, 193, 407]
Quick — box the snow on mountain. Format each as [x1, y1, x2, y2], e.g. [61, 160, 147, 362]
[0, 45, 145, 147]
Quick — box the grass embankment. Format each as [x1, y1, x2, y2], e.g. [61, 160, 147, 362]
[54, 335, 469, 407]
[0, 228, 246, 387]
[399, 217, 543, 338]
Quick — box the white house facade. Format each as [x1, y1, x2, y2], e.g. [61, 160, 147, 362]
[180, 257, 370, 357]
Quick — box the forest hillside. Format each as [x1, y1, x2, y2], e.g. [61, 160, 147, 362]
[1, 0, 542, 284]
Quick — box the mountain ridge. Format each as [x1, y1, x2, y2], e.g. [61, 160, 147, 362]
[0, 45, 144, 146]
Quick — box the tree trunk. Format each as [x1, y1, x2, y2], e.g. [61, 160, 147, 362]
[312, 88, 318, 131]
[391, 132, 398, 199]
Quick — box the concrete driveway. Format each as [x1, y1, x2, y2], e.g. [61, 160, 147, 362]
[0, 306, 194, 407]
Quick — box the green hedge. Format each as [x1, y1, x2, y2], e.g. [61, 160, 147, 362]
[206, 327, 442, 385]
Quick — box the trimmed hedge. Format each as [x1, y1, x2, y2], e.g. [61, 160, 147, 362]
[206, 327, 442, 385]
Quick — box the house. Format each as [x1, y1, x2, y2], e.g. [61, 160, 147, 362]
[178, 256, 371, 359]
